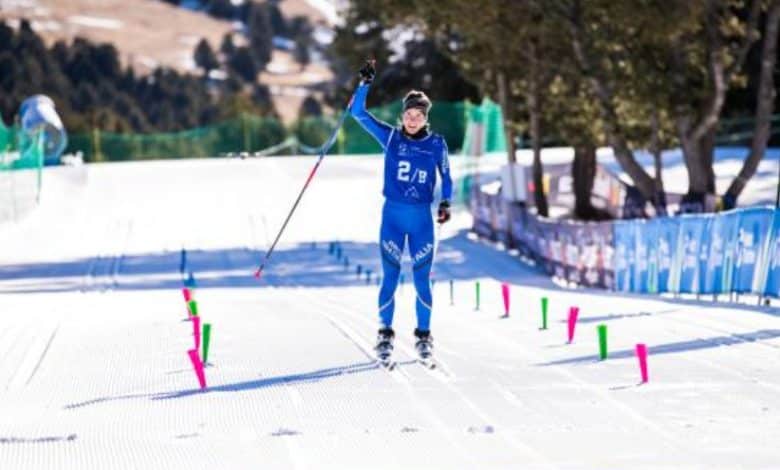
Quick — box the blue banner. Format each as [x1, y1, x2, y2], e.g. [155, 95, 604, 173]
[675, 215, 709, 293]
[696, 215, 715, 294]
[633, 219, 652, 293]
[655, 217, 679, 293]
[733, 207, 773, 293]
[761, 209, 780, 297]
[702, 210, 740, 294]
[643, 218, 661, 294]
[613, 220, 636, 292]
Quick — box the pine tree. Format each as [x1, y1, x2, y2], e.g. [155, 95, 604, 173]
[194, 38, 219, 75]
[247, 2, 273, 69]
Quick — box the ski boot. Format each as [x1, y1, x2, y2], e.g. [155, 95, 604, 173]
[375, 327, 395, 368]
[414, 328, 436, 368]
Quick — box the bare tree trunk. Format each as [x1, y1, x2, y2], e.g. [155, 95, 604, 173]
[573, 144, 611, 220]
[702, 127, 717, 195]
[527, 41, 549, 217]
[678, 132, 710, 211]
[650, 110, 667, 215]
[723, 0, 780, 209]
[497, 70, 518, 246]
[676, 0, 761, 210]
[567, 0, 657, 202]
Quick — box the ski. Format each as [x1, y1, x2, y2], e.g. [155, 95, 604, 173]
[418, 358, 437, 370]
[377, 359, 397, 370]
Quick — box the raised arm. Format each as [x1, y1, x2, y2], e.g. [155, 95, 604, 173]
[349, 61, 394, 149]
[350, 84, 394, 149]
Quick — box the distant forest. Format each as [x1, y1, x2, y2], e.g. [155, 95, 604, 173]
[0, 0, 312, 134]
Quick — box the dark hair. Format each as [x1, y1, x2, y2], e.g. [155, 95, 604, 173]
[402, 90, 432, 116]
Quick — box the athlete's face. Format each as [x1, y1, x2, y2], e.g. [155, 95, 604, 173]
[402, 108, 427, 135]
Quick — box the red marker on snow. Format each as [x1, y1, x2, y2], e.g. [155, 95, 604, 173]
[636, 343, 649, 383]
[501, 282, 510, 317]
[567, 306, 580, 343]
[192, 315, 201, 350]
[182, 288, 193, 317]
[187, 349, 207, 389]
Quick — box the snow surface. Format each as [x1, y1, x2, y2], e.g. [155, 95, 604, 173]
[1, 156, 779, 469]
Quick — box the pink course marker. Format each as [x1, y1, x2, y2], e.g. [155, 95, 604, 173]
[187, 349, 207, 389]
[192, 315, 201, 350]
[636, 343, 649, 383]
[567, 306, 580, 343]
[501, 283, 510, 317]
[182, 288, 192, 317]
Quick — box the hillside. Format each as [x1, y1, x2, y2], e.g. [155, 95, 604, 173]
[0, 0, 337, 124]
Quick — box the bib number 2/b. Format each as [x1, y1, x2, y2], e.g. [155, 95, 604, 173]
[397, 160, 427, 184]
[397, 161, 411, 181]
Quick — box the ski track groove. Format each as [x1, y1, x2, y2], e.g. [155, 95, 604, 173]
[24, 324, 60, 386]
[636, 310, 780, 396]
[422, 290, 694, 458]
[4, 159, 780, 469]
[295, 288, 486, 469]
[308, 289, 554, 467]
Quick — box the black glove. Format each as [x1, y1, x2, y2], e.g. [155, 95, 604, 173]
[437, 200, 451, 224]
[358, 60, 376, 84]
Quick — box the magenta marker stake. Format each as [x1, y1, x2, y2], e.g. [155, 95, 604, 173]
[182, 288, 192, 317]
[636, 343, 649, 383]
[187, 349, 207, 389]
[501, 283, 510, 317]
[567, 306, 580, 343]
[192, 315, 201, 350]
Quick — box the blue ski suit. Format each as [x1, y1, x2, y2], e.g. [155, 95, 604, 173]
[350, 83, 452, 331]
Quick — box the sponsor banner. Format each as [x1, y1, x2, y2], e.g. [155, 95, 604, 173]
[613, 220, 636, 292]
[633, 219, 653, 293]
[733, 207, 773, 293]
[761, 209, 780, 297]
[656, 217, 680, 293]
[703, 210, 740, 295]
[676, 215, 710, 294]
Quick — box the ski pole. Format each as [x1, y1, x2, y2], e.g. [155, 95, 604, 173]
[254, 93, 355, 279]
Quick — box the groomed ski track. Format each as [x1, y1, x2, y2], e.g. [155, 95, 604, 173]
[1, 157, 779, 469]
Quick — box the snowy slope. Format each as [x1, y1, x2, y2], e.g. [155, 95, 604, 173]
[0, 156, 779, 469]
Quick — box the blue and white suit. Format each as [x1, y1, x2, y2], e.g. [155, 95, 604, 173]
[350, 83, 452, 331]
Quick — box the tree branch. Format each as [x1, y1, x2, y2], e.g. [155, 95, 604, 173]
[690, 0, 761, 141]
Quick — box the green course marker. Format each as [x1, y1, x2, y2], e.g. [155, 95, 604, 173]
[188, 300, 198, 317]
[475, 281, 481, 310]
[541, 296, 548, 330]
[598, 324, 608, 360]
[202, 323, 212, 364]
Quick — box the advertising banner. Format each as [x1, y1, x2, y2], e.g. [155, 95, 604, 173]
[703, 210, 740, 295]
[760, 209, 780, 297]
[613, 220, 636, 292]
[733, 207, 773, 293]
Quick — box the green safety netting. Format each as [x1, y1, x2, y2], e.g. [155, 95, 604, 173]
[63, 98, 506, 161]
[1, 119, 44, 224]
[66, 114, 287, 162]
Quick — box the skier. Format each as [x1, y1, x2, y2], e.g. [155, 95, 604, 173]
[350, 60, 452, 367]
